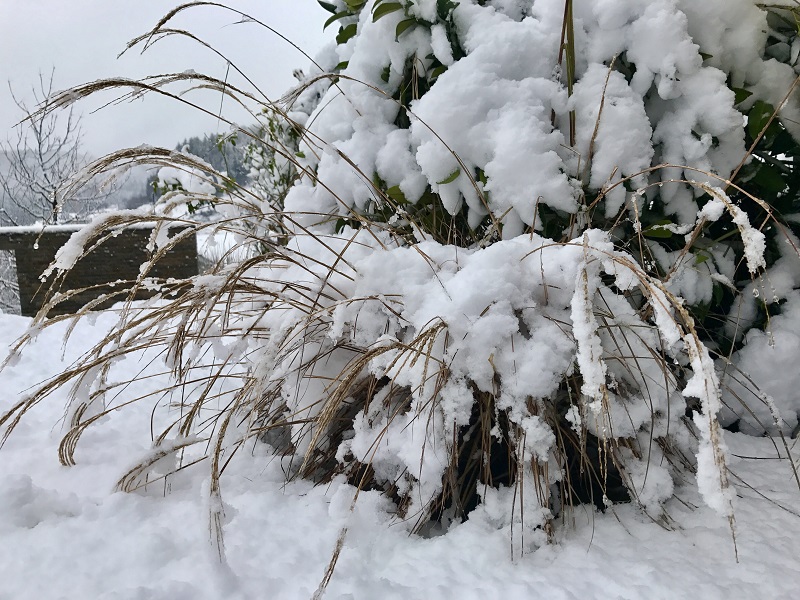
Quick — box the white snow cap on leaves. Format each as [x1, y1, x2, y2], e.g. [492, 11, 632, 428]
[287, 0, 793, 234]
[157, 165, 216, 196]
[570, 63, 653, 216]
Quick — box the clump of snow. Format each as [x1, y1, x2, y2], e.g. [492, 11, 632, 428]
[722, 289, 800, 435]
[618, 448, 674, 513]
[0, 475, 81, 532]
[698, 197, 726, 222]
[701, 186, 766, 275]
[683, 334, 735, 518]
[570, 250, 608, 403]
[157, 165, 216, 196]
[286, 0, 799, 244]
[570, 63, 653, 216]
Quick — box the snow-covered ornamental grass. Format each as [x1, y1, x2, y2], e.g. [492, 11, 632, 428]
[3, 0, 800, 586]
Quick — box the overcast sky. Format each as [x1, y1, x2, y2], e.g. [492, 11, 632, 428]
[0, 1, 330, 156]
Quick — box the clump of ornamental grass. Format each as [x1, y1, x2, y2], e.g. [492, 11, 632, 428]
[3, 1, 800, 593]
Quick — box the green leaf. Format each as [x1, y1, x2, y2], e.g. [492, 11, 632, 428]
[748, 100, 776, 140]
[324, 11, 352, 30]
[395, 18, 416, 40]
[699, 52, 713, 61]
[712, 283, 723, 305]
[436, 168, 461, 185]
[751, 163, 787, 194]
[642, 220, 674, 239]
[373, 2, 403, 21]
[693, 301, 711, 322]
[318, 1, 338, 14]
[436, 0, 459, 19]
[429, 65, 448, 80]
[380, 65, 391, 83]
[386, 185, 408, 204]
[732, 87, 753, 105]
[295, 151, 306, 159]
[334, 60, 349, 71]
[642, 229, 673, 239]
[771, 130, 797, 155]
[694, 252, 710, 265]
[344, 0, 366, 10]
[336, 23, 358, 44]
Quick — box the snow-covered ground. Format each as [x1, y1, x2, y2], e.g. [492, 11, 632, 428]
[0, 309, 798, 599]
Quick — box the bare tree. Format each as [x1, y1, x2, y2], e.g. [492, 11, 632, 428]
[0, 71, 120, 314]
[0, 70, 111, 226]
[0, 252, 19, 315]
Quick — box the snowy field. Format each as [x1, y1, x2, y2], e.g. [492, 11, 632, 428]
[0, 308, 798, 599]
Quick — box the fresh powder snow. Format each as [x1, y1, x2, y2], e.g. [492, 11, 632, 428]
[0, 309, 798, 598]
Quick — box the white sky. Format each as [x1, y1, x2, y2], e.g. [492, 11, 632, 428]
[0, 1, 330, 156]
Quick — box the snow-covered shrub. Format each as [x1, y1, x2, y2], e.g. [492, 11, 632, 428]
[298, 0, 800, 440]
[3, 0, 800, 574]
